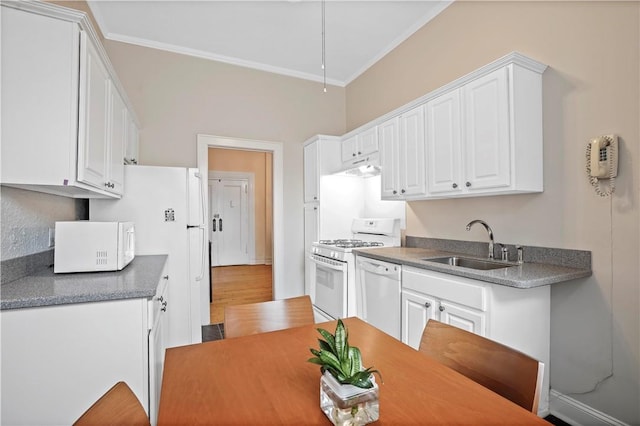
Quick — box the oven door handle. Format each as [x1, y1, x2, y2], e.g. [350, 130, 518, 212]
[310, 255, 346, 271]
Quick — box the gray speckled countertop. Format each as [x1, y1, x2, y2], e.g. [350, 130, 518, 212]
[0, 255, 168, 310]
[353, 247, 592, 289]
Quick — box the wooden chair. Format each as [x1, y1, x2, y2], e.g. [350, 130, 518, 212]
[419, 319, 544, 413]
[224, 295, 315, 339]
[73, 381, 150, 426]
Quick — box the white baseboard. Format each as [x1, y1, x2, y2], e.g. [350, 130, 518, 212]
[549, 389, 629, 426]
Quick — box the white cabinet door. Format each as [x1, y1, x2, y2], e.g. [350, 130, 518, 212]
[439, 300, 486, 336]
[379, 106, 426, 200]
[358, 126, 378, 157]
[148, 274, 168, 426]
[108, 87, 126, 195]
[77, 31, 110, 191]
[341, 135, 358, 163]
[426, 89, 463, 195]
[463, 67, 511, 191]
[378, 116, 400, 199]
[303, 203, 319, 251]
[399, 105, 426, 197]
[303, 141, 319, 203]
[125, 114, 139, 165]
[401, 289, 437, 350]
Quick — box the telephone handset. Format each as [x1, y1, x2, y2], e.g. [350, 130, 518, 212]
[586, 134, 618, 197]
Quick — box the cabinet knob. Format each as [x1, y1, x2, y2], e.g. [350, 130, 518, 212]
[401, 189, 406, 194]
[439, 305, 445, 312]
[163, 275, 169, 280]
[352, 153, 356, 157]
[392, 190, 397, 195]
[104, 182, 114, 189]
[158, 296, 164, 303]
[313, 196, 317, 200]
[357, 151, 361, 155]
[465, 182, 471, 187]
[424, 302, 431, 308]
[452, 183, 458, 189]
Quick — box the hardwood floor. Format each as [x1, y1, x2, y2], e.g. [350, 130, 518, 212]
[209, 264, 273, 324]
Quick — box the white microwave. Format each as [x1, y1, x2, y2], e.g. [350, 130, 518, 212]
[54, 221, 135, 273]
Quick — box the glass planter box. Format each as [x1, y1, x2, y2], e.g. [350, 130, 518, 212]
[319, 372, 379, 426]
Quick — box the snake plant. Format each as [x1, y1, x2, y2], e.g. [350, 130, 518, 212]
[308, 319, 381, 389]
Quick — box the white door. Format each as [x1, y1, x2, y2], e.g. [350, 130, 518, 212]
[426, 89, 463, 195]
[463, 67, 511, 190]
[378, 116, 400, 199]
[210, 178, 249, 266]
[399, 105, 426, 197]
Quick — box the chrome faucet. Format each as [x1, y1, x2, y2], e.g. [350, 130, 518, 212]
[466, 219, 495, 259]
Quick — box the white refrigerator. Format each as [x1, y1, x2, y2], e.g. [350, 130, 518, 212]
[90, 165, 208, 348]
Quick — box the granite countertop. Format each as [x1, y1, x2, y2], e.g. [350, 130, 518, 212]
[353, 247, 592, 289]
[0, 255, 168, 310]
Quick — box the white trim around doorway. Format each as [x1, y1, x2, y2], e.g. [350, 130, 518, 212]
[197, 134, 283, 300]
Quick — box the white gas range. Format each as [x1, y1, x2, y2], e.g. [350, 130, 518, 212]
[308, 218, 401, 322]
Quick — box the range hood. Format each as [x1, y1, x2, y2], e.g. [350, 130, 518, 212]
[335, 153, 381, 177]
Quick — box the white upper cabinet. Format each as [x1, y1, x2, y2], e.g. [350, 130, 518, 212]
[303, 135, 341, 204]
[303, 141, 320, 203]
[425, 61, 545, 199]
[463, 67, 510, 191]
[77, 32, 111, 192]
[341, 126, 378, 167]
[426, 89, 463, 194]
[0, 2, 139, 198]
[380, 105, 427, 200]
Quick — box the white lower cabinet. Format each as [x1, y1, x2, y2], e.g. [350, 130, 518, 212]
[402, 267, 487, 349]
[401, 265, 551, 416]
[148, 273, 170, 426]
[0, 271, 169, 426]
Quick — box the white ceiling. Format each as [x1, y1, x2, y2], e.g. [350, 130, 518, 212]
[87, 1, 453, 87]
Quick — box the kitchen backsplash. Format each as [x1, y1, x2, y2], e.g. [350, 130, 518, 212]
[406, 236, 591, 269]
[1, 187, 88, 282]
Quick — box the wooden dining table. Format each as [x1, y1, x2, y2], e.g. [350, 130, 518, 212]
[158, 317, 548, 425]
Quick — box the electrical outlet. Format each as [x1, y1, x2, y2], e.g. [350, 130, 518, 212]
[48, 228, 55, 248]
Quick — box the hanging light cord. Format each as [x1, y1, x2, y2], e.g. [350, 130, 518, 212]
[321, 0, 326, 92]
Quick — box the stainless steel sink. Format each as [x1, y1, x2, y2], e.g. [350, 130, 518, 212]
[423, 256, 515, 271]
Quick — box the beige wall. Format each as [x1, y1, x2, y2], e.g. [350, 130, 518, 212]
[208, 149, 273, 263]
[347, 1, 639, 423]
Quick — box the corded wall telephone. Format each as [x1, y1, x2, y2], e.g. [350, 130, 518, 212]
[586, 134, 618, 197]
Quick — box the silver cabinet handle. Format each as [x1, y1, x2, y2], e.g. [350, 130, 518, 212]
[465, 182, 471, 187]
[401, 189, 406, 194]
[439, 305, 445, 312]
[424, 302, 431, 308]
[163, 275, 169, 280]
[452, 183, 458, 189]
[392, 190, 397, 195]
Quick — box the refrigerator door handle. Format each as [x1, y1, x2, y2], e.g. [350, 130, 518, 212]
[212, 219, 217, 232]
[195, 225, 206, 281]
[219, 218, 222, 232]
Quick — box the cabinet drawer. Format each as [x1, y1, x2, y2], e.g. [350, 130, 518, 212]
[402, 267, 486, 311]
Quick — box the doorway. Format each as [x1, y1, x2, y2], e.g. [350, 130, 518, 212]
[197, 135, 282, 326]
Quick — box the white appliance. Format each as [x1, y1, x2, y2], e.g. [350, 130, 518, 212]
[308, 218, 401, 323]
[90, 166, 207, 348]
[355, 257, 402, 340]
[54, 221, 135, 273]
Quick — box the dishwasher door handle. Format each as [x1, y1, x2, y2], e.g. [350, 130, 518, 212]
[359, 261, 398, 276]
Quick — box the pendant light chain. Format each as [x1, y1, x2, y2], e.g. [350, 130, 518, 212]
[322, 0, 326, 92]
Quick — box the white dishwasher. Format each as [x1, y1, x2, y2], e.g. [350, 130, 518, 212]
[355, 256, 402, 340]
